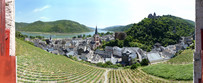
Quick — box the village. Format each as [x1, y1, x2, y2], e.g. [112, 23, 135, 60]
[24, 26, 194, 66]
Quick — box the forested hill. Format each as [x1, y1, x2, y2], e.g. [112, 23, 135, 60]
[15, 20, 92, 33]
[103, 24, 133, 32]
[126, 15, 195, 47]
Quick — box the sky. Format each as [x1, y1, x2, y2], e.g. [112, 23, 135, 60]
[15, 0, 195, 28]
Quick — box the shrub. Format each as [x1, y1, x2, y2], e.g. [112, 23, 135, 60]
[109, 65, 118, 69]
[124, 66, 131, 69]
[73, 57, 78, 61]
[25, 41, 34, 45]
[116, 63, 122, 67]
[140, 59, 149, 66]
[105, 61, 113, 65]
[131, 63, 141, 69]
[96, 62, 103, 67]
[102, 63, 108, 68]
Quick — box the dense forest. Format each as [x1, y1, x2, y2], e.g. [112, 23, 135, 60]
[127, 15, 194, 46]
[15, 20, 92, 33]
[103, 15, 195, 51]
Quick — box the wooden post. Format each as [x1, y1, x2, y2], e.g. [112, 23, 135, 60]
[0, 0, 16, 83]
[201, 29, 203, 83]
[0, 0, 5, 56]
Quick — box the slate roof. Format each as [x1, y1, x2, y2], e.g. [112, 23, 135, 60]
[113, 46, 122, 57]
[66, 51, 76, 57]
[147, 52, 163, 63]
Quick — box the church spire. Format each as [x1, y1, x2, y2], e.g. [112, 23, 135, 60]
[95, 26, 98, 34]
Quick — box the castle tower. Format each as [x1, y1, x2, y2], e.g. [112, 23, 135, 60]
[194, 0, 203, 83]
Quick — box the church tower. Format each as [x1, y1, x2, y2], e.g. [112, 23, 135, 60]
[95, 26, 98, 34]
[94, 26, 100, 49]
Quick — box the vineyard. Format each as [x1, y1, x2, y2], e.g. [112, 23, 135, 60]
[16, 39, 105, 83]
[107, 69, 192, 83]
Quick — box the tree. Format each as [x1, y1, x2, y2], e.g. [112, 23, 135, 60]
[83, 34, 86, 38]
[140, 59, 149, 66]
[77, 35, 82, 38]
[124, 36, 133, 47]
[101, 32, 104, 36]
[30, 36, 35, 39]
[36, 36, 44, 39]
[72, 36, 76, 38]
[87, 34, 91, 37]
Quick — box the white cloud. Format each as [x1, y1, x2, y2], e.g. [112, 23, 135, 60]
[33, 5, 51, 12]
[40, 16, 50, 21]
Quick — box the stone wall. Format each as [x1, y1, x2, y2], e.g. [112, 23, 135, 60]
[194, 0, 203, 83]
[5, 0, 15, 56]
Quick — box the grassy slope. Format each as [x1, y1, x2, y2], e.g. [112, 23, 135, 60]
[142, 49, 193, 81]
[166, 49, 193, 64]
[142, 64, 193, 80]
[16, 38, 105, 82]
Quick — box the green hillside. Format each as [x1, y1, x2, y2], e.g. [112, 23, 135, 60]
[15, 22, 29, 31]
[126, 15, 195, 47]
[142, 49, 193, 81]
[16, 20, 92, 33]
[103, 24, 133, 32]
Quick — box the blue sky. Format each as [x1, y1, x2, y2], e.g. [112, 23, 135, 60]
[16, 0, 195, 28]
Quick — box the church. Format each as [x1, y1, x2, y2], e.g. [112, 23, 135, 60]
[90, 26, 101, 50]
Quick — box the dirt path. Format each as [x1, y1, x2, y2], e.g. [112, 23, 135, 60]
[104, 69, 111, 83]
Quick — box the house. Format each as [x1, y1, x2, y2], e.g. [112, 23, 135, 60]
[66, 51, 77, 57]
[79, 53, 92, 61]
[121, 47, 146, 65]
[105, 46, 113, 53]
[113, 46, 122, 57]
[24, 38, 30, 41]
[175, 44, 184, 52]
[128, 53, 138, 65]
[122, 48, 132, 65]
[45, 39, 52, 45]
[147, 52, 163, 63]
[77, 44, 90, 55]
[51, 50, 60, 55]
[104, 57, 119, 64]
[161, 49, 175, 59]
[95, 49, 112, 58]
[47, 47, 54, 53]
[101, 35, 114, 42]
[91, 54, 104, 63]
